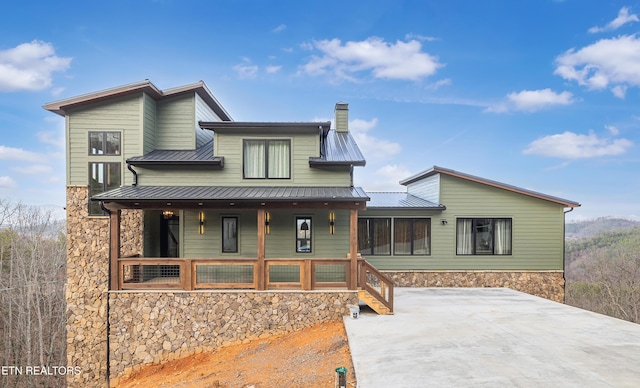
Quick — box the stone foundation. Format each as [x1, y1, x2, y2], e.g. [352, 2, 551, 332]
[383, 271, 565, 303]
[108, 290, 357, 385]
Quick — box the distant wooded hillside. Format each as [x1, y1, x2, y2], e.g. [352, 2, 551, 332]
[566, 217, 640, 240]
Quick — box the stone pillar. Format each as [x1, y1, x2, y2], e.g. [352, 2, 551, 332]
[65, 186, 143, 386]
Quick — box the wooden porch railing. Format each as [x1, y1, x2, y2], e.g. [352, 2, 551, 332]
[116, 256, 394, 313]
[357, 258, 394, 313]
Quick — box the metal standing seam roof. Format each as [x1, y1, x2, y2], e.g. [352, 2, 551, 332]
[126, 140, 224, 166]
[309, 130, 366, 166]
[91, 185, 370, 202]
[366, 192, 446, 209]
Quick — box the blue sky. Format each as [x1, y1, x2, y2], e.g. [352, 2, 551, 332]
[1, 0, 639, 221]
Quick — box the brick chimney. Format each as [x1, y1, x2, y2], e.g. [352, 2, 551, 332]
[335, 102, 348, 132]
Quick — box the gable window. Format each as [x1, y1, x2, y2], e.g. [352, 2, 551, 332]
[456, 218, 512, 255]
[243, 139, 290, 179]
[394, 218, 431, 255]
[296, 217, 312, 253]
[358, 218, 391, 255]
[89, 131, 121, 155]
[88, 162, 121, 215]
[222, 217, 238, 253]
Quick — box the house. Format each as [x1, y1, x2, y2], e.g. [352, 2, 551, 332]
[44, 80, 579, 386]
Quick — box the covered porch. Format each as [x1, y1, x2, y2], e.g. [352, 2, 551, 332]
[94, 185, 393, 312]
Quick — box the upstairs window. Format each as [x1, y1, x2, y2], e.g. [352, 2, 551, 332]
[243, 139, 290, 179]
[456, 218, 512, 255]
[89, 131, 121, 155]
[89, 162, 121, 215]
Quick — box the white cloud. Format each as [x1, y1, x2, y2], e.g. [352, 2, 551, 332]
[426, 78, 451, 90]
[523, 131, 633, 159]
[357, 164, 411, 191]
[233, 59, 259, 79]
[611, 85, 627, 99]
[605, 125, 620, 135]
[36, 130, 65, 149]
[555, 35, 640, 96]
[11, 165, 53, 174]
[486, 88, 574, 113]
[0, 145, 46, 162]
[265, 65, 282, 74]
[273, 24, 286, 33]
[0, 176, 16, 189]
[405, 33, 437, 42]
[300, 37, 443, 82]
[349, 118, 402, 159]
[0, 40, 71, 92]
[589, 7, 639, 33]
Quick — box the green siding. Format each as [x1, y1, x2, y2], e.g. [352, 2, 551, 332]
[142, 93, 156, 154]
[67, 93, 143, 186]
[156, 94, 196, 150]
[181, 209, 350, 259]
[195, 93, 218, 148]
[137, 132, 350, 186]
[363, 174, 566, 271]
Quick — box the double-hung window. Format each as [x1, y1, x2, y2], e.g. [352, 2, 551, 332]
[394, 218, 431, 255]
[456, 218, 512, 255]
[358, 218, 391, 255]
[243, 139, 290, 179]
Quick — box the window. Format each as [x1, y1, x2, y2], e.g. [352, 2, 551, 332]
[88, 162, 121, 215]
[222, 217, 238, 253]
[394, 218, 431, 255]
[243, 139, 290, 179]
[89, 131, 121, 155]
[358, 218, 391, 255]
[296, 217, 312, 253]
[456, 218, 512, 255]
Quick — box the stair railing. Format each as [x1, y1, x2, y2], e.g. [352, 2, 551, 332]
[358, 258, 394, 313]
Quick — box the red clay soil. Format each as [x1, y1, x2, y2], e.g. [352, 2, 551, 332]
[116, 321, 357, 388]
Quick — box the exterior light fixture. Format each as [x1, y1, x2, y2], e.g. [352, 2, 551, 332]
[329, 211, 335, 235]
[162, 210, 174, 219]
[265, 211, 271, 235]
[441, 219, 448, 225]
[199, 211, 206, 234]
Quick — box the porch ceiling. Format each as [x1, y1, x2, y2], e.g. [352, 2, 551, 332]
[93, 185, 369, 210]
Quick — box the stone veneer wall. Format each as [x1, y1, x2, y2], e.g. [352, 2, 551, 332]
[383, 270, 565, 303]
[108, 290, 358, 384]
[66, 186, 143, 387]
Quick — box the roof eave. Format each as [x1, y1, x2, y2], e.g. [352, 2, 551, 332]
[309, 158, 366, 167]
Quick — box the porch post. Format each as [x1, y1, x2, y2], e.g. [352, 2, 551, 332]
[109, 209, 121, 290]
[349, 208, 358, 290]
[257, 209, 266, 290]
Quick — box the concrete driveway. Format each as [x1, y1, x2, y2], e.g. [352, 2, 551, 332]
[344, 288, 640, 388]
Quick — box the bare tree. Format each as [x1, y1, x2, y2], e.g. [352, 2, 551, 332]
[0, 201, 66, 388]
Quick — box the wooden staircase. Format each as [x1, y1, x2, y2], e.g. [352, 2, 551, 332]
[357, 259, 394, 315]
[358, 289, 393, 315]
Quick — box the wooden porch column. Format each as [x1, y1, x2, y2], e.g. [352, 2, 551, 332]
[109, 209, 121, 290]
[349, 208, 358, 290]
[257, 209, 266, 290]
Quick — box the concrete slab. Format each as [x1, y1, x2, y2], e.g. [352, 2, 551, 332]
[344, 288, 640, 388]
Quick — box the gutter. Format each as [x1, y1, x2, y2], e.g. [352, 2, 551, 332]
[127, 164, 138, 187]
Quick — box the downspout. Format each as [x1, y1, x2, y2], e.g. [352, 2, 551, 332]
[127, 163, 138, 187]
[562, 207, 574, 304]
[99, 200, 112, 385]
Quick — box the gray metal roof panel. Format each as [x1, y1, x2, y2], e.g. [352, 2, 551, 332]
[92, 185, 370, 202]
[127, 140, 223, 166]
[310, 130, 366, 166]
[366, 192, 445, 209]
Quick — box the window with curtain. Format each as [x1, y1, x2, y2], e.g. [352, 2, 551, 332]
[222, 217, 238, 253]
[456, 218, 512, 255]
[358, 218, 391, 255]
[394, 218, 431, 255]
[243, 139, 290, 179]
[88, 162, 121, 215]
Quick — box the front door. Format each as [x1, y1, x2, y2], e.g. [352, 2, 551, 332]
[160, 213, 179, 257]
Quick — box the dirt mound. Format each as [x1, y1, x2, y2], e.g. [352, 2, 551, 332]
[116, 321, 356, 387]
